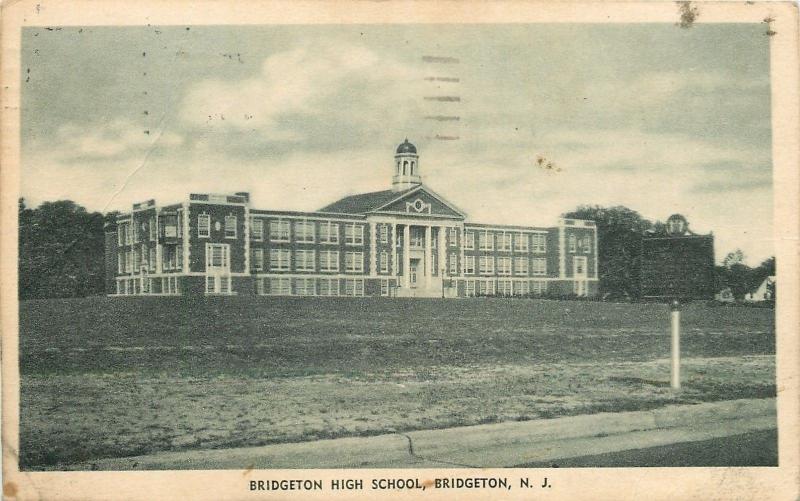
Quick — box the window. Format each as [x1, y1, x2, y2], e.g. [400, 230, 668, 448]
[497, 257, 511, 275]
[497, 280, 512, 296]
[269, 219, 290, 242]
[448, 227, 458, 247]
[296, 249, 315, 271]
[320, 222, 339, 244]
[268, 277, 292, 295]
[345, 223, 364, 245]
[345, 251, 364, 273]
[514, 280, 530, 296]
[294, 221, 315, 243]
[583, 236, 592, 254]
[177, 210, 183, 238]
[133, 223, 140, 243]
[197, 214, 211, 238]
[270, 249, 291, 271]
[318, 278, 339, 296]
[533, 257, 547, 276]
[344, 279, 364, 296]
[380, 279, 391, 296]
[449, 253, 458, 275]
[514, 257, 528, 276]
[176, 246, 183, 270]
[162, 214, 178, 238]
[463, 255, 475, 275]
[514, 233, 529, 252]
[125, 224, 133, 245]
[464, 231, 475, 250]
[252, 248, 264, 271]
[379, 224, 389, 244]
[431, 231, 437, 249]
[150, 217, 157, 241]
[532, 280, 547, 295]
[251, 218, 264, 241]
[116, 281, 122, 295]
[133, 249, 141, 270]
[126, 251, 134, 272]
[410, 227, 424, 248]
[142, 277, 150, 294]
[225, 215, 237, 239]
[117, 225, 126, 246]
[479, 231, 494, 251]
[532, 233, 547, 253]
[162, 276, 179, 295]
[569, 234, 577, 253]
[206, 243, 230, 269]
[320, 250, 339, 272]
[479, 256, 495, 275]
[206, 275, 232, 295]
[465, 280, 476, 297]
[498, 233, 512, 251]
[149, 247, 156, 271]
[117, 253, 124, 274]
[379, 251, 389, 273]
[478, 280, 495, 296]
[295, 278, 315, 296]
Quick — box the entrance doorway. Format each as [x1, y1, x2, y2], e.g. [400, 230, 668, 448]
[410, 259, 420, 288]
[573, 256, 588, 296]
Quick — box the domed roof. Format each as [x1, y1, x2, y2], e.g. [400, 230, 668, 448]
[396, 138, 417, 154]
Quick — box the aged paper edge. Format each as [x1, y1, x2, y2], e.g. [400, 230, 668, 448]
[1, 1, 798, 500]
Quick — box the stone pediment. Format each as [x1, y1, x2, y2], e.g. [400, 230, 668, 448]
[371, 186, 465, 219]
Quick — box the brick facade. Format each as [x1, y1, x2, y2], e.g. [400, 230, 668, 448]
[105, 142, 599, 298]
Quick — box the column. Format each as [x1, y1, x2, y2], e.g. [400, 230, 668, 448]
[438, 226, 445, 278]
[425, 225, 432, 288]
[391, 222, 397, 278]
[369, 222, 377, 276]
[403, 224, 411, 288]
[155, 213, 162, 274]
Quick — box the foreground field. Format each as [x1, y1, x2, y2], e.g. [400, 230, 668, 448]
[19, 296, 775, 469]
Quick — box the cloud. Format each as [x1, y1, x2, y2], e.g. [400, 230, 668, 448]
[179, 42, 427, 150]
[46, 119, 184, 162]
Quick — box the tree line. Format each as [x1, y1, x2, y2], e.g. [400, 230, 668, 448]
[18, 199, 773, 300]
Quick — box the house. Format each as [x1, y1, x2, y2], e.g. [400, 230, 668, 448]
[745, 276, 776, 302]
[104, 140, 599, 298]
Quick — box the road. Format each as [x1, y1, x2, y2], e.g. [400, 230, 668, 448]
[517, 429, 778, 467]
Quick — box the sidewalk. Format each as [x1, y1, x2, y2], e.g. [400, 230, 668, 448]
[62, 398, 776, 470]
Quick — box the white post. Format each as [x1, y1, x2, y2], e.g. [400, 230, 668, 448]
[670, 300, 681, 390]
[369, 222, 377, 276]
[425, 225, 432, 289]
[403, 224, 411, 288]
[391, 222, 397, 278]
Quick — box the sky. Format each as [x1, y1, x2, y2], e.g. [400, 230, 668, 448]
[21, 24, 773, 265]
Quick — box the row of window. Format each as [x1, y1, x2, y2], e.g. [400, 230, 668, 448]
[257, 277, 373, 297]
[463, 279, 548, 297]
[251, 249, 365, 273]
[251, 219, 366, 245]
[459, 255, 547, 276]
[116, 276, 180, 295]
[459, 230, 548, 252]
[118, 246, 183, 274]
[117, 216, 173, 246]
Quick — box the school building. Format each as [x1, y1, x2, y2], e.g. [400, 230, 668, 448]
[104, 140, 599, 298]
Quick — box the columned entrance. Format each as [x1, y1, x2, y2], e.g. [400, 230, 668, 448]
[393, 222, 452, 298]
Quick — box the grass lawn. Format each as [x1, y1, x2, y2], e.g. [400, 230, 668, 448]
[18, 296, 775, 469]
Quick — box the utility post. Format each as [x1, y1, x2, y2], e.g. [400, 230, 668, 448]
[670, 299, 681, 390]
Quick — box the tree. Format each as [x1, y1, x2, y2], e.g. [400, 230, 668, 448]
[563, 205, 655, 298]
[18, 199, 108, 299]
